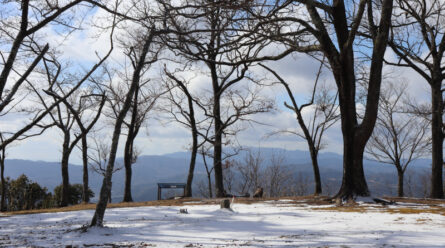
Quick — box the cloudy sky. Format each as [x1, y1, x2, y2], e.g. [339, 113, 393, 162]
[1, 4, 433, 165]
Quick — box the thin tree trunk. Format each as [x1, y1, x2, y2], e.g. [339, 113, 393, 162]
[309, 149, 322, 195]
[430, 82, 444, 198]
[0, 147, 5, 212]
[122, 135, 134, 202]
[207, 173, 213, 198]
[123, 160, 133, 202]
[123, 82, 140, 202]
[61, 131, 71, 207]
[261, 63, 326, 196]
[81, 135, 89, 203]
[213, 94, 224, 197]
[122, 119, 135, 200]
[397, 169, 404, 197]
[185, 131, 198, 197]
[184, 90, 198, 197]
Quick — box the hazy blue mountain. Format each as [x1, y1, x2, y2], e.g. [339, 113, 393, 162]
[3, 147, 435, 202]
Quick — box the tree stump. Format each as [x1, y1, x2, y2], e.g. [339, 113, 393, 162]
[220, 199, 231, 209]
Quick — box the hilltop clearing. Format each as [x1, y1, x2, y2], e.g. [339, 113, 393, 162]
[0, 197, 444, 247]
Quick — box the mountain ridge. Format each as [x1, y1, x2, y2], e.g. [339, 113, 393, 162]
[3, 147, 434, 201]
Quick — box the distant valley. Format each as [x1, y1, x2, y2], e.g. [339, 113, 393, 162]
[3, 147, 435, 202]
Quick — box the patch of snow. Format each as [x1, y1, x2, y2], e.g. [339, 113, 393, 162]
[0, 202, 444, 247]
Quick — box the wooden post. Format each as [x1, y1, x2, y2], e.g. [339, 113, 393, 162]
[157, 185, 161, 200]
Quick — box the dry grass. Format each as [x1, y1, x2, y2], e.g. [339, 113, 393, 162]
[1, 195, 330, 216]
[385, 206, 445, 216]
[2, 195, 444, 217]
[309, 197, 445, 216]
[3, 198, 205, 216]
[310, 205, 445, 215]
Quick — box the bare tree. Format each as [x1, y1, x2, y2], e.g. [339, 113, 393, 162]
[162, 67, 206, 197]
[386, 0, 445, 198]
[76, 95, 106, 204]
[256, 0, 395, 199]
[0, 0, 112, 151]
[90, 22, 166, 226]
[42, 88, 105, 206]
[105, 62, 165, 203]
[160, 0, 275, 197]
[264, 153, 293, 197]
[260, 60, 339, 195]
[366, 82, 430, 197]
[293, 172, 310, 196]
[235, 150, 263, 196]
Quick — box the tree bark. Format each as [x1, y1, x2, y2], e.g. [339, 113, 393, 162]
[123, 159, 133, 202]
[60, 130, 71, 207]
[213, 112, 224, 197]
[184, 81, 198, 197]
[397, 169, 404, 197]
[0, 146, 6, 212]
[430, 81, 444, 198]
[308, 148, 322, 195]
[336, 129, 370, 199]
[207, 173, 213, 198]
[122, 84, 140, 203]
[185, 128, 198, 197]
[212, 76, 224, 197]
[81, 135, 90, 203]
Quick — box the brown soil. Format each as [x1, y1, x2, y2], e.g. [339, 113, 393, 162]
[2, 195, 444, 216]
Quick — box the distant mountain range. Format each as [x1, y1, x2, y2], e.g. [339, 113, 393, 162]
[3, 147, 435, 202]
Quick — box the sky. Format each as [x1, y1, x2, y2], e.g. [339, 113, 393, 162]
[0, 2, 434, 165]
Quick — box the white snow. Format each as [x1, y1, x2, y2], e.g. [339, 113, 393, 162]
[0, 201, 444, 247]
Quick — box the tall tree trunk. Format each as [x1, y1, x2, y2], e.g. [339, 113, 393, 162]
[60, 131, 70, 207]
[213, 117, 224, 197]
[184, 89, 198, 197]
[81, 135, 90, 203]
[90, 31, 154, 227]
[122, 84, 140, 202]
[108, 181, 112, 203]
[212, 86, 224, 197]
[0, 147, 5, 212]
[122, 126, 134, 203]
[335, 101, 370, 199]
[185, 131, 198, 197]
[430, 81, 444, 198]
[123, 159, 133, 202]
[207, 173, 213, 198]
[308, 149, 322, 195]
[397, 169, 404, 197]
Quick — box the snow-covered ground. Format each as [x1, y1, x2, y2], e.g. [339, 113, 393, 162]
[0, 200, 444, 247]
